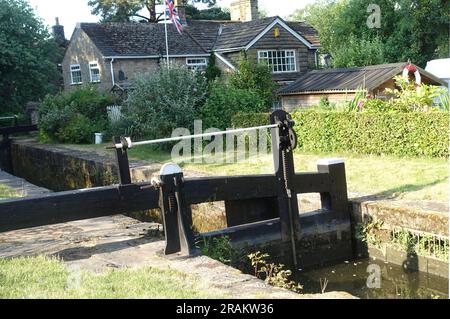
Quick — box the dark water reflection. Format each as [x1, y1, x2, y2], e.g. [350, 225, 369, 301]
[294, 258, 448, 299]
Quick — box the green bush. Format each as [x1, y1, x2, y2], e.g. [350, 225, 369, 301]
[39, 87, 113, 144]
[229, 52, 277, 107]
[202, 83, 268, 130]
[122, 65, 207, 143]
[231, 110, 449, 158]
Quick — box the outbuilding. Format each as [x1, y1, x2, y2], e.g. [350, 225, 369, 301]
[277, 62, 445, 111]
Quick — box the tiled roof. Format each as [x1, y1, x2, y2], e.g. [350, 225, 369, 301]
[80, 22, 207, 57]
[213, 17, 278, 50]
[183, 20, 223, 51]
[278, 63, 446, 95]
[79, 17, 320, 57]
[286, 21, 320, 47]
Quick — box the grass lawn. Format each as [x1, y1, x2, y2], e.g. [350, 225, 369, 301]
[71, 143, 449, 202]
[0, 256, 226, 299]
[0, 184, 19, 200]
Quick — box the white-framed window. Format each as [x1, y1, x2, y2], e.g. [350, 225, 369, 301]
[186, 58, 207, 71]
[258, 50, 297, 73]
[89, 61, 101, 83]
[70, 64, 82, 84]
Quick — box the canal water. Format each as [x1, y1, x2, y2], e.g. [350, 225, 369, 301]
[294, 257, 448, 299]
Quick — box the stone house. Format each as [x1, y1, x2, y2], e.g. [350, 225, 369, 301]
[277, 62, 446, 111]
[61, 0, 320, 94]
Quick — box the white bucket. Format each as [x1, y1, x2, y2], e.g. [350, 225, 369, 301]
[95, 133, 103, 145]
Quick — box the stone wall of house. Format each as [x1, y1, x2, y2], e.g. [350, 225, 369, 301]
[281, 92, 357, 110]
[63, 29, 200, 94]
[62, 28, 110, 92]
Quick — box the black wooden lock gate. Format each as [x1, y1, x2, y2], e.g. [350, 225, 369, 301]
[0, 111, 350, 267]
[112, 110, 350, 265]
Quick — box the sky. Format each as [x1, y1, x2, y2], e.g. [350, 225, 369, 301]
[27, 0, 316, 38]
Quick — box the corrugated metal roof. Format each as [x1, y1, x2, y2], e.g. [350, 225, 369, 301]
[278, 63, 446, 95]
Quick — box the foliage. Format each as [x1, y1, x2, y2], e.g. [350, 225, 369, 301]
[438, 92, 449, 111]
[331, 35, 385, 68]
[185, 4, 230, 20]
[355, 217, 384, 248]
[385, 76, 447, 112]
[196, 236, 232, 265]
[231, 112, 269, 129]
[123, 64, 207, 142]
[347, 88, 366, 112]
[318, 96, 331, 110]
[0, 0, 62, 114]
[201, 83, 267, 130]
[248, 251, 302, 293]
[391, 229, 448, 261]
[88, 0, 218, 22]
[229, 53, 277, 107]
[291, 0, 449, 68]
[38, 87, 113, 144]
[232, 110, 449, 157]
[204, 53, 222, 83]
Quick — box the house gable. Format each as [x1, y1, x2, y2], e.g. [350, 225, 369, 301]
[62, 28, 111, 92]
[245, 18, 316, 51]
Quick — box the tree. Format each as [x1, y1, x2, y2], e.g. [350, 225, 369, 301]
[331, 35, 385, 68]
[88, 0, 218, 23]
[290, 0, 449, 68]
[229, 53, 277, 107]
[185, 4, 230, 20]
[0, 0, 62, 114]
[204, 53, 222, 83]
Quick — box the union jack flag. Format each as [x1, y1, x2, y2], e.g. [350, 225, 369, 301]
[165, 0, 183, 35]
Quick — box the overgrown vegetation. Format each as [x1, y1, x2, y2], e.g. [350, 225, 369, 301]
[391, 228, 449, 261]
[120, 64, 207, 143]
[201, 54, 275, 130]
[355, 217, 384, 248]
[248, 251, 302, 293]
[38, 87, 113, 144]
[196, 236, 303, 293]
[196, 236, 233, 265]
[356, 220, 449, 262]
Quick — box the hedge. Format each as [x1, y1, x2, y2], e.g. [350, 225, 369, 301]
[231, 110, 449, 158]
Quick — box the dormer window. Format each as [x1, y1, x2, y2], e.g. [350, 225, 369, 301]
[89, 61, 101, 83]
[70, 64, 82, 85]
[258, 50, 297, 73]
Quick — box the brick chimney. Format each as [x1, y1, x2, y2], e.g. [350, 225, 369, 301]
[52, 17, 66, 46]
[230, 0, 259, 22]
[174, 0, 187, 25]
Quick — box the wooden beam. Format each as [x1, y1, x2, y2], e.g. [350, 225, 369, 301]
[0, 183, 159, 232]
[0, 125, 38, 135]
[184, 175, 279, 204]
[294, 172, 331, 194]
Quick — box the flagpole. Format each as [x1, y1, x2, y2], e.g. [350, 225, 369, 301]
[163, 1, 170, 68]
